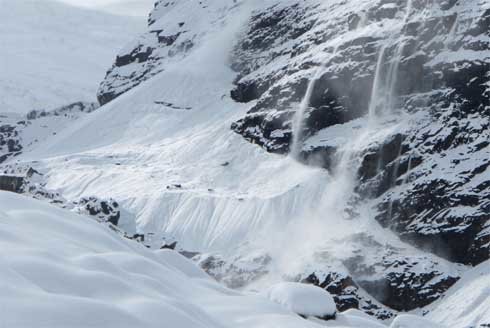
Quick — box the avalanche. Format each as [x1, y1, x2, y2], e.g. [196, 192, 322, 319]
[1, 0, 489, 326]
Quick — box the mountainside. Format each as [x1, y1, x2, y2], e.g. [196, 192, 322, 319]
[0, 0, 143, 113]
[1, 0, 489, 326]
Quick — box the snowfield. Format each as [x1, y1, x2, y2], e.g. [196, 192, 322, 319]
[0, 0, 144, 113]
[0, 191, 322, 328]
[57, 0, 155, 17]
[1, 191, 463, 328]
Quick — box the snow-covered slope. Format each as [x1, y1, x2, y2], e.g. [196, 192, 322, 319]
[58, 0, 155, 17]
[4, 190, 460, 328]
[0, 191, 327, 328]
[428, 261, 490, 328]
[0, 0, 143, 113]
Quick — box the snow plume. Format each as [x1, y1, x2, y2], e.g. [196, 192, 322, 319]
[290, 48, 339, 158]
[257, 0, 423, 280]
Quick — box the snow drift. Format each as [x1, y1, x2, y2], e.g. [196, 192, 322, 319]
[0, 191, 321, 328]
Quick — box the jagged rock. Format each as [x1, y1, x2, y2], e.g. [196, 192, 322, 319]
[75, 196, 121, 226]
[0, 175, 24, 193]
[0, 122, 22, 164]
[26, 101, 98, 120]
[227, 0, 489, 268]
[96, 0, 488, 314]
[97, 0, 232, 105]
[300, 271, 394, 320]
[294, 232, 462, 313]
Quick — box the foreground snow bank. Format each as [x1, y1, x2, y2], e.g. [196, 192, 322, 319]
[389, 315, 444, 328]
[0, 191, 325, 328]
[265, 282, 336, 319]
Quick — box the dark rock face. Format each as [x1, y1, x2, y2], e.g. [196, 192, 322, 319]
[0, 123, 22, 164]
[228, 0, 488, 285]
[76, 197, 121, 226]
[300, 271, 395, 319]
[97, 0, 230, 105]
[25, 102, 98, 120]
[356, 260, 459, 311]
[0, 175, 24, 193]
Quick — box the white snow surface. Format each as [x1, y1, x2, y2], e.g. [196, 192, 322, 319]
[0, 0, 143, 113]
[3, 0, 489, 326]
[264, 282, 337, 318]
[388, 315, 445, 328]
[57, 0, 155, 17]
[2, 190, 451, 328]
[0, 191, 324, 328]
[428, 261, 490, 328]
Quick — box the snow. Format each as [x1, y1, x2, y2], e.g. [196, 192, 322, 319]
[324, 310, 386, 328]
[0, 191, 325, 328]
[17, 0, 333, 255]
[57, 0, 155, 17]
[264, 282, 337, 318]
[427, 261, 490, 328]
[1, 190, 435, 328]
[3, 0, 465, 309]
[1, 0, 488, 325]
[0, 0, 144, 113]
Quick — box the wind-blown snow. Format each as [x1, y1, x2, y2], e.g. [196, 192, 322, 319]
[0, 0, 143, 113]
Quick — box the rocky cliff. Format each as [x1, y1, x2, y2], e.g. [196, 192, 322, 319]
[94, 0, 488, 315]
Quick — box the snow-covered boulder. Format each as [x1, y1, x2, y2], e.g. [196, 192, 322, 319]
[74, 196, 121, 226]
[265, 282, 337, 320]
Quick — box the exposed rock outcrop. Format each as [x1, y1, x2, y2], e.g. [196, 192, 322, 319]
[75, 196, 121, 226]
[96, 0, 488, 314]
[228, 0, 489, 268]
